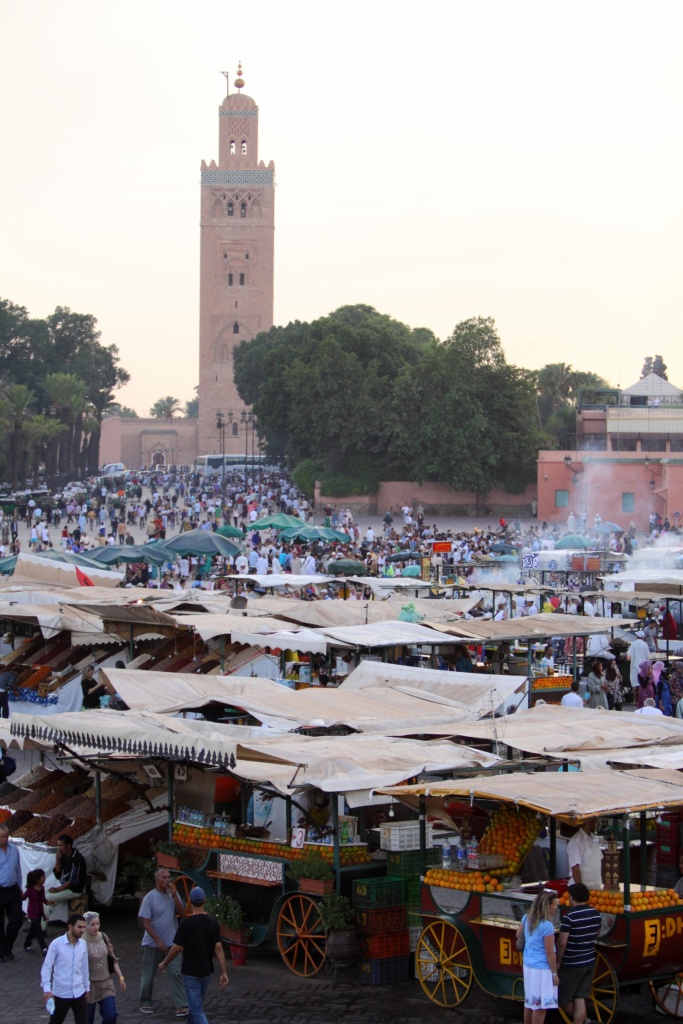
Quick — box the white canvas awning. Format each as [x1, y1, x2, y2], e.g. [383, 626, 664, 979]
[11, 552, 124, 588]
[315, 620, 464, 649]
[99, 670, 479, 732]
[340, 660, 525, 714]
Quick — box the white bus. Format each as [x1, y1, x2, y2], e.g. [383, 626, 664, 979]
[193, 454, 269, 477]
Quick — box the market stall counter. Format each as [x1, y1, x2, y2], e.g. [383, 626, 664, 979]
[377, 769, 683, 1021]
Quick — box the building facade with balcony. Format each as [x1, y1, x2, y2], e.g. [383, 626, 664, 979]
[537, 374, 683, 529]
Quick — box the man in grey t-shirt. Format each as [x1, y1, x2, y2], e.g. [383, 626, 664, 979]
[138, 867, 188, 1015]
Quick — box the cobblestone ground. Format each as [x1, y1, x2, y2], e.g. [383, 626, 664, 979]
[2, 902, 655, 1024]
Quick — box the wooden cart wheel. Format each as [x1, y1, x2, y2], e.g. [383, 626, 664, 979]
[415, 919, 473, 1008]
[650, 973, 683, 1017]
[276, 893, 326, 977]
[559, 951, 618, 1024]
[171, 875, 196, 914]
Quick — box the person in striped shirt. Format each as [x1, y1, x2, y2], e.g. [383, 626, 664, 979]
[556, 882, 601, 1024]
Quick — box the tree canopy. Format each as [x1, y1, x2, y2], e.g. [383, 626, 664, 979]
[150, 396, 182, 419]
[234, 306, 542, 496]
[641, 354, 668, 380]
[533, 362, 610, 449]
[0, 298, 129, 485]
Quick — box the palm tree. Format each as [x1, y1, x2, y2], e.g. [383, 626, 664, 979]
[80, 413, 99, 477]
[43, 373, 87, 479]
[150, 396, 182, 419]
[3, 384, 35, 487]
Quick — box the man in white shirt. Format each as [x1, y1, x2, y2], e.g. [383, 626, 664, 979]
[567, 819, 603, 890]
[561, 681, 584, 707]
[234, 553, 248, 574]
[41, 913, 89, 1023]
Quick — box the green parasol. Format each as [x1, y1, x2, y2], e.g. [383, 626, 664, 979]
[165, 528, 241, 558]
[251, 513, 305, 531]
[326, 559, 368, 576]
[217, 524, 245, 539]
[555, 535, 591, 550]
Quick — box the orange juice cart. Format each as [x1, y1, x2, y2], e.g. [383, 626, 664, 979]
[377, 769, 683, 1022]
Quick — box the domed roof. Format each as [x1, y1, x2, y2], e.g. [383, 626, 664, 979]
[221, 91, 257, 111]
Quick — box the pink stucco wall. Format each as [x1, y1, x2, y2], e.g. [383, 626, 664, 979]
[537, 450, 680, 530]
[315, 481, 537, 517]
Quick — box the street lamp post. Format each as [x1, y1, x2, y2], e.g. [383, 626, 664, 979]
[216, 410, 233, 515]
[240, 410, 254, 491]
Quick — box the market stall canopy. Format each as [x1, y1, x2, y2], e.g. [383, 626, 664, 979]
[87, 545, 168, 566]
[340, 660, 525, 715]
[216, 524, 246, 539]
[250, 513, 304, 531]
[0, 583, 170, 607]
[315, 620, 467, 649]
[231, 733, 501, 795]
[100, 670, 479, 731]
[169, 613, 294, 642]
[361, 579, 459, 596]
[446, 703, 683, 755]
[430, 613, 630, 642]
[227, 627, 351, 655]
[224, 574, 331, 589]
[376, 768, 683, 823]
[164, 529, 241, 558]
[11, 552, 124, 588]
[8, 710, 262, 766]
[0, 603, 121, 644]
[250, 595, 482, 630]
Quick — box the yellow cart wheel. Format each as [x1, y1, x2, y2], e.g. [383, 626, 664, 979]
[276, 893, 326, 977]
[650, 973, 683, 1017]
[559, 951, 618, 1024]
[415, 919, 473, 1008]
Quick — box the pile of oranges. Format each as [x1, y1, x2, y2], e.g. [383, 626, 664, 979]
[424, 867, 504, 893]
[531, 676, 572, 690]
[478, 808, 541, 875]
[171, 823, 372, 867]
[559, 887, 683, 914]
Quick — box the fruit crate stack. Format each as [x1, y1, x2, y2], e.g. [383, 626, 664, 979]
[353, 877, 411, 985]
[656, 811, 682, 888]
[379, 820, 437, 928]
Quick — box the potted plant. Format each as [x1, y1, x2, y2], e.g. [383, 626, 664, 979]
[205, 894, 252, 948]
[116, 855, 156, 901]
[286, 849, 334, 895]
[151, 840, 193, 870]
[318, 893, 361, 964]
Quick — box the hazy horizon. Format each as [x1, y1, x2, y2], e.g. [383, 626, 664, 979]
[1, 1, 681, 415]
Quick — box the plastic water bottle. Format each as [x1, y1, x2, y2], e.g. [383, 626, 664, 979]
[441, 839, 451, 870]
[456, 838, 467, 868]
[46, 998, 56, 1016]
[467, 835, 479, 870]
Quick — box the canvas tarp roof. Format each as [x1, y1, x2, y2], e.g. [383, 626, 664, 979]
[11, 552, 124, 588]
[0, 603, 122, 644]
[430, 614, 630, 642]
[446, 703, 683, 755]
[168, 613, 297, 641]
[231, 733, 501, 795]
[340, 660, 525, 714]
[376, 768, 683, 822]
[252, 596, 482, 629]
[8, 710, 264, 766]
[227, 627, 351, 655]
[315, 621, 464, 649]
[100, 670, 479, 732]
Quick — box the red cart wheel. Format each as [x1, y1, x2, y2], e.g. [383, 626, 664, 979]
[276, 893, 326, 977]
[415, 919, 473, 1008]
[559, 951, 618, 1024]
[650, 973, 683, 1017]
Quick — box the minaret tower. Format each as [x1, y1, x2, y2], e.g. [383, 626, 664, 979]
[197, 64, 275, 454]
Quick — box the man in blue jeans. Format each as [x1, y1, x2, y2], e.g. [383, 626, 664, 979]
[158, 887, 228, 1024]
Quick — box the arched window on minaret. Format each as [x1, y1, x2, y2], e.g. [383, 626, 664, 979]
[233, 322, 240, 335]
[240, 202, 247, 218]
[241, 140, 247, 155]
[230, 139, 236, 155]
[219, 344, 229, 363]
[211, 200, 223, 219]
[232, 422, 239, 437]
[228, 273, 233, 286]
[227, 201, 234, 217]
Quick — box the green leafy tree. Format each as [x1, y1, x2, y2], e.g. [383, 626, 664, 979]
[234, 305, 435, 485]
[150, 396, 182, 419]
[43, 373, 87, 478]
[641, 354, 668, 380]
[185, 387, 199, 418]
[534, 363, 609, 448]
[106, 403, 139, 418]
[3, 384, 35, 487]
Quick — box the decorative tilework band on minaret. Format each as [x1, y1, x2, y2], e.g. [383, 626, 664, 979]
[197, 66, 275, 456]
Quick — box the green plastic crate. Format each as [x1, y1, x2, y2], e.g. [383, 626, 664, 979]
[386, 848, 440, 877]
[405, 875, 421, 907]
[353, 876, 407, 909]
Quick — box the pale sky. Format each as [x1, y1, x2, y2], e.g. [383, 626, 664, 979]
[1, 1, 681, 415]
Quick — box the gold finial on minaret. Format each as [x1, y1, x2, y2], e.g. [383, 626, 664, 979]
[234, 61, 244, 91]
